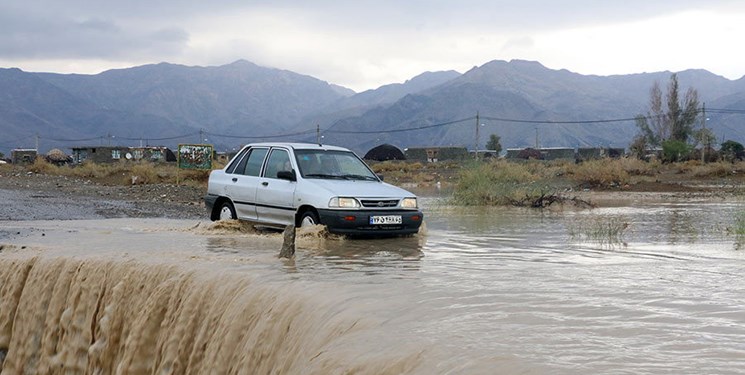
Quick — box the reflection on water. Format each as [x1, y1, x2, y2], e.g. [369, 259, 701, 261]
[1, 194, 744, 374]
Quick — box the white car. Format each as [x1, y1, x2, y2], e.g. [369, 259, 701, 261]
[205, 143, 423, 236]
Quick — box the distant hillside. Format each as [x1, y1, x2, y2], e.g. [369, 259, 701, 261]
[0, 68, 191, 154]
[2, 59, 745, 157]
[36, 60, 352, 141]
[316, 60, 745, 153]
[1, 60, 354, 155]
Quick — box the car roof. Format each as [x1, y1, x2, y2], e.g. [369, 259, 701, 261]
[245, 142, 351, 152]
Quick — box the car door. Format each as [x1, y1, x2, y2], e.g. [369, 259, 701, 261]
[255, 148, 297, 225]
[225, 147, 268, 221]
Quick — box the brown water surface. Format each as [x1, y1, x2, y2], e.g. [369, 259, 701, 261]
[1, 193, 744, 374]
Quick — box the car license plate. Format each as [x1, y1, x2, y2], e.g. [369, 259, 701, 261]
[369, 215, 402, 225]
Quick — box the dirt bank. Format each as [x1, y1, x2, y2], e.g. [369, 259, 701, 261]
[0, 171, 205, 221]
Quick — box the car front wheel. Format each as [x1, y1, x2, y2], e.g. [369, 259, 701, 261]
[218, 201, 237, 220]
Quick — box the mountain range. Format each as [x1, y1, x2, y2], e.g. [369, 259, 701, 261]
[2, 59, 745, 157]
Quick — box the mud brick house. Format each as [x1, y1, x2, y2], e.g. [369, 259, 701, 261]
[71, 146, 175, 164]
[405, 146, 469, 162]
[11, 149, 38, 164]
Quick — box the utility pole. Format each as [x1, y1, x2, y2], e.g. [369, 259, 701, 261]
[701, 103, 706, 163]
[199, 129, 204, 144]
[316, 124, 321, 145]
[35, 134, 39, 151]
[475, 111, 480, 159]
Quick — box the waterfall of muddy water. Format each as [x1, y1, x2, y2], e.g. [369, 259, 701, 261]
[1, 192, 745, 374]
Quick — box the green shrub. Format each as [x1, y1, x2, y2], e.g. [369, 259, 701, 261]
[662, 140, 692, 163]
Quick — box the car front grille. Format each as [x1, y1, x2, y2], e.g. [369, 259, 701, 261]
[360, 199, 399, 208]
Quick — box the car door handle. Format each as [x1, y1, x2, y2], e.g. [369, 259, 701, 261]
[232, 177, 238, 182]
[261, 182, 269, 186]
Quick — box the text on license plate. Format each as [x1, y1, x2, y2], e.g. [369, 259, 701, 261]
[369, 215, 402, 225]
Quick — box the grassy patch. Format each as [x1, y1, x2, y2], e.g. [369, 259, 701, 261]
[451, 160, 563, 206]
[567, 159, 630, 188]
[16, 158, 213, 187]
[568, 216, 630, 246]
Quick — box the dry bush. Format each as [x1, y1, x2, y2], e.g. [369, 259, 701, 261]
[616, 157, 656, 176]
[692, 161, 732, 178]
[65, 161, 111, 179]
[371, 160, 424, 173]
[28, 157, 57, 174]
[127, 162, 159, 184]
[568, 159, 629, 188]
[177, 169, 211, 184]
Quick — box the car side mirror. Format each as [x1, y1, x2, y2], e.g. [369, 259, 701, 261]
[377, 174, 384, 181]
[277, 170, 296, 181]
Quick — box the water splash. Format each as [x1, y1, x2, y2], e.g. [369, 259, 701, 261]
[0, 256, 427, 374]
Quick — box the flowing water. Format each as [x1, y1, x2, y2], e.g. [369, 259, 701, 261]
[0, 192, 744, 374]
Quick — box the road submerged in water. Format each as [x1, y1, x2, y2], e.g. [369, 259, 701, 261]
[1, 181, 744, 374]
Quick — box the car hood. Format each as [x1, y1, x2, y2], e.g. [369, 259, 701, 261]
[302, 179, 415, 198]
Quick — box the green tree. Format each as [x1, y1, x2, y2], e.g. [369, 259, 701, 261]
[720, 140, 745, 162]
[661, 139, 692, 163]
[634, 74, 700, 150]
[486, 134, 502, 154]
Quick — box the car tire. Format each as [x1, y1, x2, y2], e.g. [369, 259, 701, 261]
[218, 201, 237, 220]
[299, 210, 320, 227]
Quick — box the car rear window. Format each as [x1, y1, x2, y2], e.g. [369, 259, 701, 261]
[242, 148, 268, 176]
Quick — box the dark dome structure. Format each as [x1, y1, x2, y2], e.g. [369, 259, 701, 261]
[364, 144, 406, 161]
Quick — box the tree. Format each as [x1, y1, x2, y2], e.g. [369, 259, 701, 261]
[486, 134, 502, 154]
[661, 139, 692, 163]
[720, 140, 745, 162]
[634, 74, 700, 150]
[628, 135, 649, 160]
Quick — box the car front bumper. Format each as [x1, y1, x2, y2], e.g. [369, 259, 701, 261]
[317, 208, 423, 236]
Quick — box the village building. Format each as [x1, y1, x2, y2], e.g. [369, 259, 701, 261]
[71, 146, 176, 164]
[11, 149, 38, 164]
[506, 147, 626, 161]
[405, 146, 469, 162]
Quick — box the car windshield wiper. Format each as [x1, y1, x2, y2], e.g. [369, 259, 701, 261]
[304, 173, 345, 179]
[340, 174, 378, 181]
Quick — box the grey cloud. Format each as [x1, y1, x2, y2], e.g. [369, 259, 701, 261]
[0, 6, 188, 60]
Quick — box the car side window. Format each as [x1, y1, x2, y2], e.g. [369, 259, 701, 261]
[263, 149, 291, 179]
[241, 148, 269, 176]
[225, 148, 249, 174]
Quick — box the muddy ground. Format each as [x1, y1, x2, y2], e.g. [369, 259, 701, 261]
[0, 172, 205, 221]
[1, 165, 743, 221]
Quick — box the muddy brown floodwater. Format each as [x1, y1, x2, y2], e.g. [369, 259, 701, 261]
[1, 190, 744, 374]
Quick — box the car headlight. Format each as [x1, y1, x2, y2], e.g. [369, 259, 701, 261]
[400, 197, 418, 209]
[329, 197, 361, 208]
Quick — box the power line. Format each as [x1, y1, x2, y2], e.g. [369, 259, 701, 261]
[115, 133, 201, 141]
[5, 106, 745, 151]
[481, 115, 640, 125]
[41, 136, 107, 142]
[326, 116, 476, 134]
[204, 129, 317, 139]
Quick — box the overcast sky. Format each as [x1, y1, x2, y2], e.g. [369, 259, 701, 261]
[1, 1, 744, 92]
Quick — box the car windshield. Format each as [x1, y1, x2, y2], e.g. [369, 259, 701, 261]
[295, 149, 379, 181]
